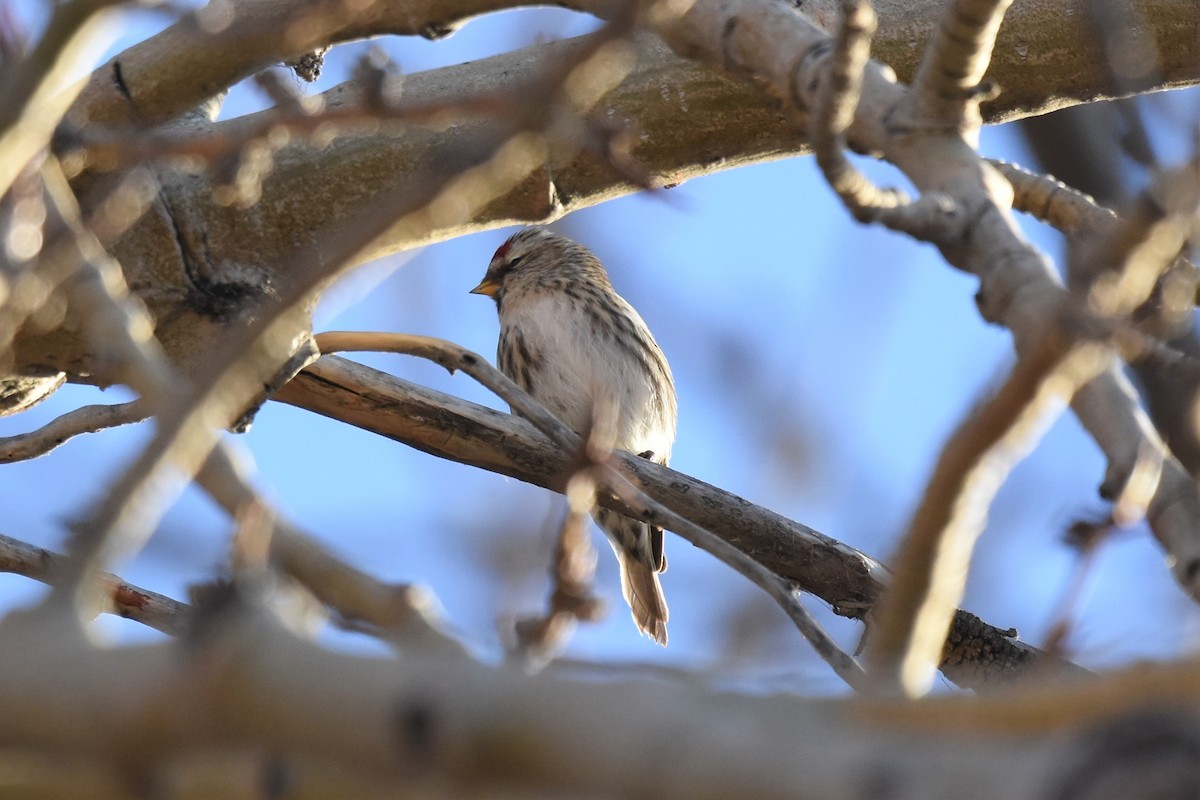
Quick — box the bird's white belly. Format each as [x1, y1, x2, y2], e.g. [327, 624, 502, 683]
[503, 294, 671, 460]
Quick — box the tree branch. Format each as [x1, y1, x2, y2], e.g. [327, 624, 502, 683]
[13, 5, 1200, 387]
[0, 400, 148, 462]
[866, 330, 1109, 696]
[642, 0, 1200, 619]
[312, 332, 868, 687]
[0, 532, 190, 635]
[0, 601, 1125, 800]
[274, 354, 1089, 690]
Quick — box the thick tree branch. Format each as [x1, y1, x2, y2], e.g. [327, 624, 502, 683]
[0, 602, 1138, 800]
[12, 5, 1200, 387]
[71, 0, 528, 125]
[71, 0, 1200, 130]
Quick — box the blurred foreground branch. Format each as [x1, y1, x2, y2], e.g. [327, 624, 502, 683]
[0, 596, 1174, 800]
[0, 544, 1195, 799]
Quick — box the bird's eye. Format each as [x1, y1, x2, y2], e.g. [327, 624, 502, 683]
[494, 254, 524, 278]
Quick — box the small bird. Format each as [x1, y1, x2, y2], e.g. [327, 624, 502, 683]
[471, 227, 677, 645]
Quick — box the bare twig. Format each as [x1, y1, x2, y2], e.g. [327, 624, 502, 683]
[809, 0, 959, 237]
[0, 400, 148, 462]
[0, 532, 190, 636]
[905, 0, 1011, 131]
[601, 459, 868, 689]
[992, 159, 1119, 237]
[1041, 516, 1117, 657]
[0, 167, 160, 387]
[998, 158, 1199, 330]
[1073, 155, 1200, 319]
[0, 0, 134, 197]
[314, 331, 580, 448]
[39, 160, 180, 406]
[195, 443, 457, 648]
[63, 89, 510, 179]
[512, 468, 605, 669]
[36, 159, 233, 620]
[866, 332, 1110, 696]
[810, 0, 885, 201]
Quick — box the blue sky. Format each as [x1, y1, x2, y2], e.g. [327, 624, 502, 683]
[3, 1, 1198, 692]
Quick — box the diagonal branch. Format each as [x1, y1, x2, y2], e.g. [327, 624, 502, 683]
[866, 330, 1110, 696]
[274, 354, 1090, 690]
[313, 332, 867, 688]
[632, 0, 1200, 625]
[599, 454, 868, 689]
[0, 532, 190, 636]
[0, 0, 129, 198]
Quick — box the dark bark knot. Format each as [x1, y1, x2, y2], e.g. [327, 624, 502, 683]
[395, 697, 438, 763]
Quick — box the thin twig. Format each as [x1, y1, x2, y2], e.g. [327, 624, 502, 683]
[0, 400, 149, 462]
[1041, 517, 1116, 658]
[0, 532, 191, 636]
[39, 159, 181, 407]
[196, 443, 459, 649]
[601, 460, 868, 689]
[64, 91, 510, 177]
[314, 331, 580, 449]
[996, 157, 1200, 331]
[991, 159, 1119, 237]
[0, 0, 135, 197]
[811, 2, 902, 212]
[906, 0, 1012, 128]
[512, 469, 605, 669]
[866, 331, 1110, 696]
[1072, 153, 1200, 318]
[807, 0, 957, 237]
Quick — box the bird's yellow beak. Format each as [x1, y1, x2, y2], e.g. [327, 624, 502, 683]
[470, 277, 500, 297]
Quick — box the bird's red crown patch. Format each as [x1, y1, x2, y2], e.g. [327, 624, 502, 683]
[493, 238, 514, 262]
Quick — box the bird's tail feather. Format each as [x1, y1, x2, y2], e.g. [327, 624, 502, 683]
[596, 507, 670, 645]
[617, 550, 669, 646]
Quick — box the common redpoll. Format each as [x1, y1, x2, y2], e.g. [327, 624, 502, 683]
[471, 227, 677, 645]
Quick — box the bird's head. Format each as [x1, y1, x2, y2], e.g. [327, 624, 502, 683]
[470, 227, 610, 308]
